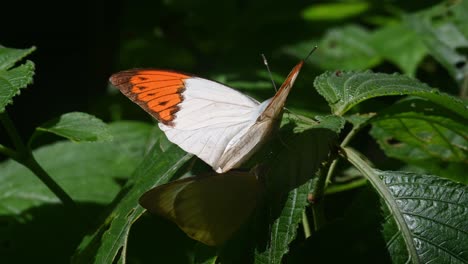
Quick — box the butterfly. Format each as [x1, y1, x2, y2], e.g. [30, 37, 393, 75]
[109, 60, 304, 173]
[110, 51, 313, 245]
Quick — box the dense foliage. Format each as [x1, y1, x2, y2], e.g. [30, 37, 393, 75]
[0, 1, 466, 263]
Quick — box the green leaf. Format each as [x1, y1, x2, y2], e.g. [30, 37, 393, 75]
[284, 25, 380, 70]
[0, 61, 35, 113]
[452, 0, 468, 37]
[283, 113, 345, 134]
[253, 120, 339, 264]
[313, 70, 468, 117]
[345, 147, 468, 263]
[370, 98, 467, 183]
[345, 112, 376, 128]
[370, 23, 427, 76]
[0, 121, 153, 262]
[0, 121, 153, 215]
[34, 112, 112, 143]
[405, 5, 468, 84]
[302, 2, 370, 21]
[72, 134, 192, 263]
[0, 46, 36, 70]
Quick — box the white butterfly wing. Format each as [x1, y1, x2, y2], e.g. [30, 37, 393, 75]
[159, 77, 263, 171]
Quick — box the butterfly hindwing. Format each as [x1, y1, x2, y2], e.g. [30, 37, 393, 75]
[139, 171, 261, 246]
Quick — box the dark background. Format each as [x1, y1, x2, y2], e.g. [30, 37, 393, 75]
[1, 0, 441, 143]
[1, 0, 455, 262]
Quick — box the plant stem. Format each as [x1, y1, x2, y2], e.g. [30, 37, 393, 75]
[324, 124, 360, 187]
[308, 120, 365, 232]
[0, 112, 28, 153]
[0, 112, 76, 209]
[0, 144, 19, 159]
[302, 210, 311, 238]
[460, 72, 468, 99]
[308, 160, 331, 232]
[23, 154, 77, 209]
[311, 201, 326, 231]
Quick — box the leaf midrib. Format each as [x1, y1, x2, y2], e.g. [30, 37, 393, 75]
[344, 147, 420, 264]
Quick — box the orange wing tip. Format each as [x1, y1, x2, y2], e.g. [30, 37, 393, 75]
[110, 69, 192, 127]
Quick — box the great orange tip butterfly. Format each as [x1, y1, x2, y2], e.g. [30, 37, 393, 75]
[109, 47, 316, 245]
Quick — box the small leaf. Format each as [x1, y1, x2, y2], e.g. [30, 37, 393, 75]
[0, 46, 36, 70]
[283, 113, 345, 134]
[302, 2, 370, 21]
[313, 70, 468, 117]
[34, 112, 112, 142]
[284, 25, 380, 70]
[370, 98, 467, 183]
[371, 23, 427, 76]
[345, 112, 376, 128]
[72, 135, 192, 263]
[345, 147, 468, 263]
[0, 61, 35, 113]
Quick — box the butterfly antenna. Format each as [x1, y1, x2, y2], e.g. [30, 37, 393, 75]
[303, 45, 318, 62]
[261, 53, 278, 92]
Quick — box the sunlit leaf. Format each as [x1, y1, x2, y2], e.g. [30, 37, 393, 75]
[0, 46, 36, 71]
[34, 112, 112, 143]
[370, 98, 467, 183]
[345, 148, 468, 263]
[0, 61, 34, 113]
[313, 70, 468, 117]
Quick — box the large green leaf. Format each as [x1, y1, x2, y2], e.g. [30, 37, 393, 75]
[370, 98, 467, 184]
[370, 23, 427, 76]
[72, 134, 192, 263]
[33, 112, 112, 143]
[0, 60, 35, 113]
[284, 25, 380, 70]
[0, 121, 153, 262]
[405, 3, 468, 84]
[313, 70, 468, 117]
[252, 116, 341, 264]
[0, 121, 152, 214]
[345, 147, 468, 263]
